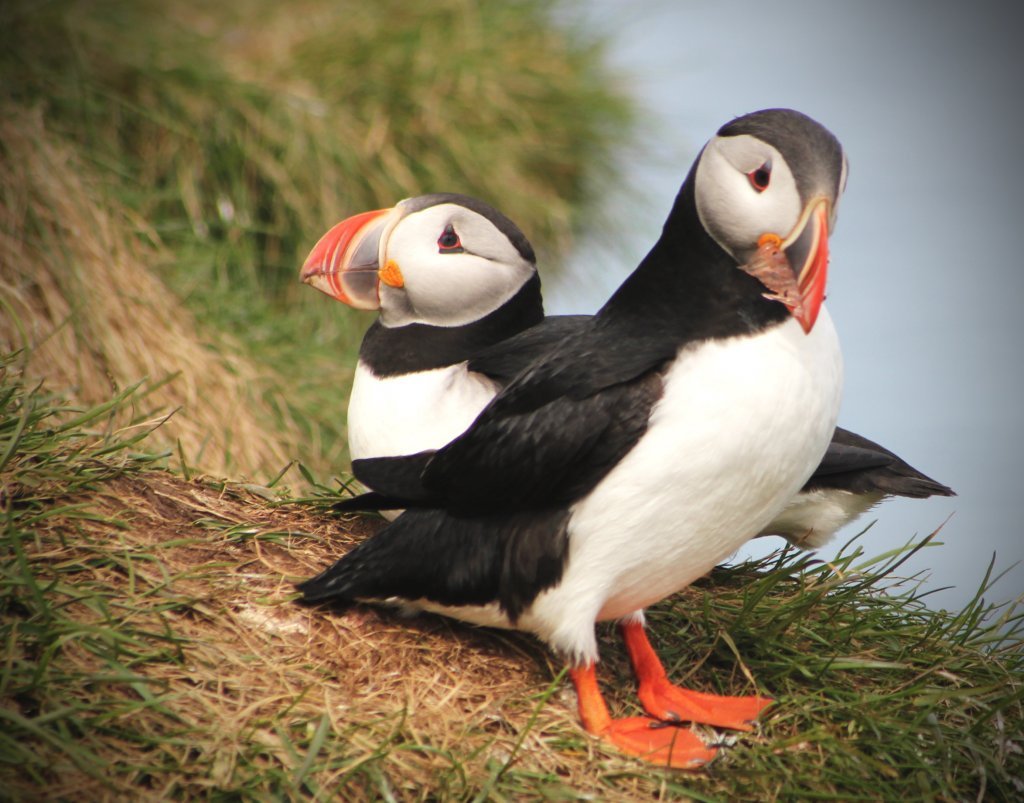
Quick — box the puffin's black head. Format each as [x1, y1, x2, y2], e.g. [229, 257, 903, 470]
[693, 108, 848, 332]
[301, 193, 538, 328]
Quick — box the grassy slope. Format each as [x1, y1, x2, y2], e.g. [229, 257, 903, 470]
[1, 364, 1022, 800]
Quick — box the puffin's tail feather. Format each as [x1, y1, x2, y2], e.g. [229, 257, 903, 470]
[868, 470, 955, 499]
[333, 492, 409, 514]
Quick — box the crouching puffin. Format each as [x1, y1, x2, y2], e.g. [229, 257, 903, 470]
[303, 190, 952, 544]
[297, 108, 848, 769]
[301, 193, 584, 464]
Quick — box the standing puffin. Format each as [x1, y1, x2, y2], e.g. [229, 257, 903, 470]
[304, 193, 951, 544]
[297, 108, 848, 769]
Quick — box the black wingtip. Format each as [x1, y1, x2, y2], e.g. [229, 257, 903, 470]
[893, 475, 956, 499]
[294, 572, 350, 604]
[332, 491, 407, 514]
[879, 458, 956, 499]
[293, 559, 357, 603]
[810, 428, 956, 499]
[352, 453, 435, 503]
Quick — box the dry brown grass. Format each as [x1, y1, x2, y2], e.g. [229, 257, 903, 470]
[9, 467, 695, 800]
[0, 104, 303, 480]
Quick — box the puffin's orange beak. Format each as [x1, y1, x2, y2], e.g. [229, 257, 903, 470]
[781, 198, 830, 333]
[300, 207, 393, 310]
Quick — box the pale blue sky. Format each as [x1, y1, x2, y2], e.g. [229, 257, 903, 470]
[548, 0, 1023, 610]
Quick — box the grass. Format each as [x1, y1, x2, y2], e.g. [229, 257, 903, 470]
[2, 361, 1021, 800]
[0, 105, 305, 481]
[1, 0, 634, 480]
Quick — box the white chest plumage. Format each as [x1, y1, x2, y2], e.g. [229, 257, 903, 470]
[347, 361, 500, 460]
[526, 311, 843, 662]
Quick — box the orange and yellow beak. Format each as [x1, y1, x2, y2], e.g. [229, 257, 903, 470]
[779, 197, 830, 333]
[300, 207, 399, 310]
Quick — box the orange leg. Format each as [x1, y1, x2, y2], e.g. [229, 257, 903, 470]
[620, 619, 773, 731]
[569, 664, 716, 770]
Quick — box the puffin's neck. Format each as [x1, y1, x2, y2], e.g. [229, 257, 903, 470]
[599, 173, 789, 348]
[359, 274, 545, 377]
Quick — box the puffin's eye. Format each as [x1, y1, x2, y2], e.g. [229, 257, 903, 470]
[438, 224, 464, 253]
[747, 160, 772, 192]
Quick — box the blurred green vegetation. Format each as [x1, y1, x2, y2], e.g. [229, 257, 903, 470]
[0, 0, 634, 480]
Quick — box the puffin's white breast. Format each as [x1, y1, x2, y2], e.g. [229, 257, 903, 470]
[347, 361, 499, 460]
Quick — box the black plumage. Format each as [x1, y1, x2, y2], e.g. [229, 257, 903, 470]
[358, 274, 545, 376]
[803, 427, 954, 498]
[298, 506, 572, 622]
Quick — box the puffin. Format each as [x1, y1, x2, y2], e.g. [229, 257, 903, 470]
[301, 192, 585, 464]
[297, 108, 848, 769]
[302, 195, 952, 542]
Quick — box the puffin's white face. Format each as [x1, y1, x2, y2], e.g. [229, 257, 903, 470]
[379, 202, 536, 328]
[300, 196, 537, 329]
[695, 134, 803, 263]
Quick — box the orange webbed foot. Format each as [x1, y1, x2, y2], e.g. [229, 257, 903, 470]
[621, 618, 773, 730]
[597, 715, 717, 769]
[570, 664, 717, 770]
[637, 676, 773, 731]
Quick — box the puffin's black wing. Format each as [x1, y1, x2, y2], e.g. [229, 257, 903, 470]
[348, 322, 677, 513]
[418, 319, 677, 512]
[424, 369, 665, 512]
[803, 427, 955, 498]
[468, 314, 590, 384]
[343, 364, 668, 514]
[296, 505, 572, 622]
